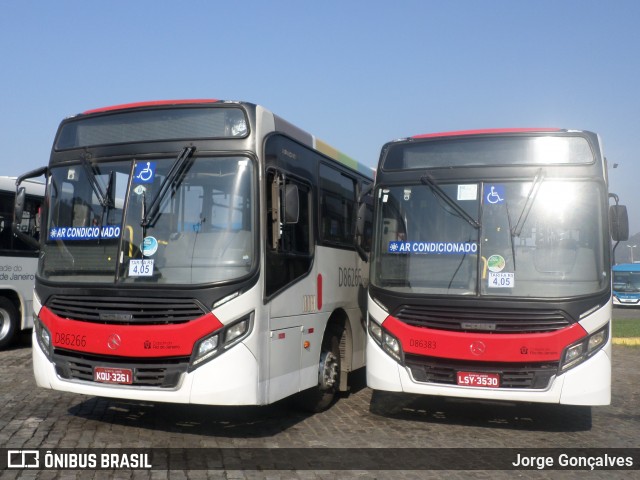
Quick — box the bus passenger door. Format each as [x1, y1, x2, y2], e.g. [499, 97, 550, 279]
[265, 169, 313, 402]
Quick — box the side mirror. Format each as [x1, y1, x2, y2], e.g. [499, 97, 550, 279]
[354, 184, 374, 262]
[14, 187, 26, 227]
[610, 204, 629, 242]
[13, 166, 47, 250]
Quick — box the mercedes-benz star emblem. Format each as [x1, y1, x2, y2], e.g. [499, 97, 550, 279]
[470, 341, 486, 356]
[107, 334, 122, 350]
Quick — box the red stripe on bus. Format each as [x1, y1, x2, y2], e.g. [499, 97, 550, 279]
[39, 306, 223, 357]
[317, 273, 323, 310]
[412, 128, 561, 139]
[382, 315, 587, 362]
[83, 99, 219, 115]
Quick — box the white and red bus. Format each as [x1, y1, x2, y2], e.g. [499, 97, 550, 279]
[361, 128, 628, 412]
[18, 99, 372, 411]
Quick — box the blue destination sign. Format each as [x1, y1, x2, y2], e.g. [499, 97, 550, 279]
[388, 241, 478, 254]
[49, 226, 121, 241]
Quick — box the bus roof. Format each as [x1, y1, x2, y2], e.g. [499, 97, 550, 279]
[0, 176, 45, 196]
[82, 99, 220, 115]
[613, 263, 640, 272]
[411, 128, 563, 139]
[69, 99, 374, 179]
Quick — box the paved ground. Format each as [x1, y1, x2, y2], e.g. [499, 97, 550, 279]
[1, 326, 639, 479]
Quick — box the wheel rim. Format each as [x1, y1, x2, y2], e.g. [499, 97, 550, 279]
[318, 351, 339, 391]
[0, 308, 10, 341]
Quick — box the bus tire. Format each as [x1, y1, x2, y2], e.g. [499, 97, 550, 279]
[0, 297, 19, 350]
[294, 334, 341, 413]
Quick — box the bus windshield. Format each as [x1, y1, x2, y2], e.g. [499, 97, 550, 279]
[41, 155, 255, 285]
[371, 179, 607, 298]
[613, 270, 640, 293]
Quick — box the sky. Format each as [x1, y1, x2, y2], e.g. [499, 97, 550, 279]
[2, 0, 639, 233]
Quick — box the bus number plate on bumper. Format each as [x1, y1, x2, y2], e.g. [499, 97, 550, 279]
[456, 371, 500, 388]
[94, 367, 133, 385]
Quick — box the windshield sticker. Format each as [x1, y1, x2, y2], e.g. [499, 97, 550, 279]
[49, 225, 121, 241]
[457, 184, 478, 201]
[388, 241, 478, 254]
[488, 272, 514, 288]
[129, 259, 154, 277]
[134, 184, 147, 196]
[484, 184, 505, 205]
[143, 236, 159, 256]
[487, 254, 506, 272]
[134, 161, 156, 184]
[403, 188, 411, 201]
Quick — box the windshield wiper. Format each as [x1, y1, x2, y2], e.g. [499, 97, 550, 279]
[420, 174, 480, 229]
[511, 168, 544, 237]
[141, 146, 196, 228]
[80, 153, 113, 208]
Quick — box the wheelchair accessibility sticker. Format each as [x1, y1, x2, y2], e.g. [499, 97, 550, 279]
[134, 161, 156, 184]
[484, 184, 505, 205]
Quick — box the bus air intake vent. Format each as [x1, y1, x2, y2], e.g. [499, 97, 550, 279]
[52, 351, 189, 388]
[404, 354, 558, 389]
[47, 295, 207, 325]
[394, 305, 571, 333]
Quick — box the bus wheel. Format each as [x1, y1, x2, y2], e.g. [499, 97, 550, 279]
[0, 297, 19, 349]
[294, 334, 341, 413]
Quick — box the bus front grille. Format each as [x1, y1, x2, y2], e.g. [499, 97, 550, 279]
[53, 350, 189, 388]
[395, 305, 571, 333]
[47, 295, 207, 325]
[404, 354, 557, 390]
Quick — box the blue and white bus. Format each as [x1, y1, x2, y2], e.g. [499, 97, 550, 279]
[612, 263, 640, 307]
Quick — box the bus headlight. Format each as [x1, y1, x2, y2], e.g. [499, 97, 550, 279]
[195, 334, 220, 363]
[560, 324, 609, 372]
[368, 316, 403, 363]
[190, 314, 253, 370]
[368, 317, 383, 343]
[34, 318, 52, 360]
[225, 318, 249, 344]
